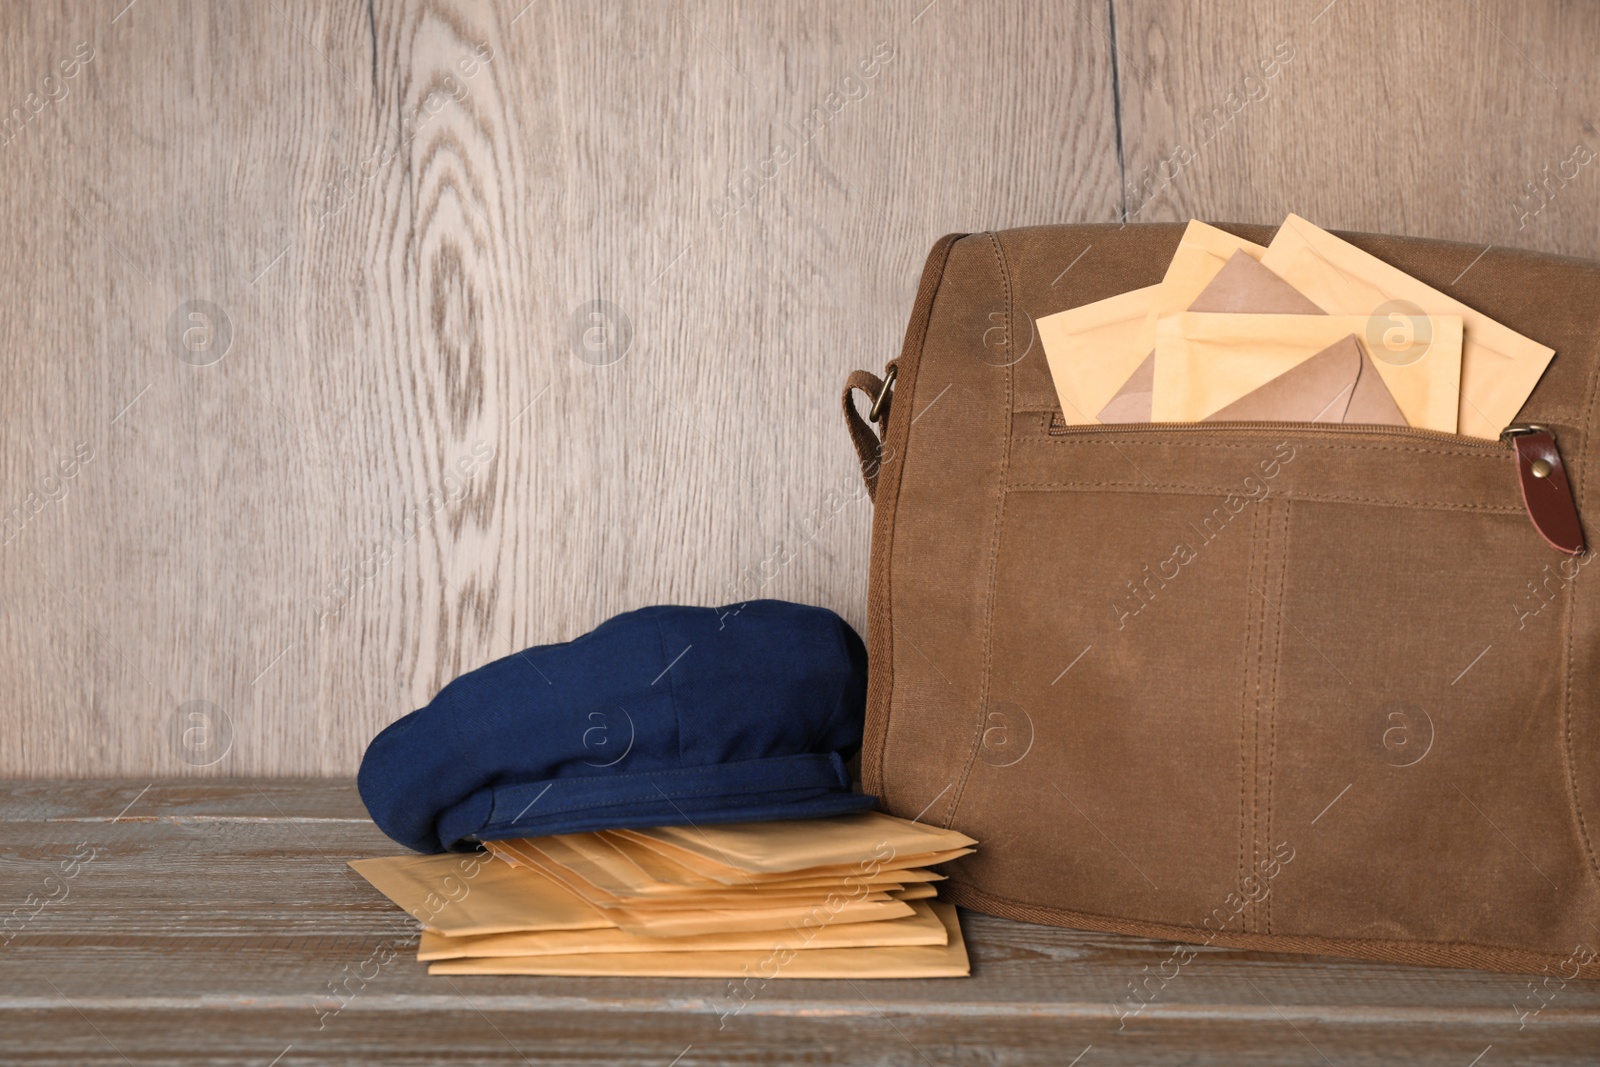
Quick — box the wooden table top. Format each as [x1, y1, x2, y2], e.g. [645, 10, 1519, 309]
[1, 779, 1596, 1065]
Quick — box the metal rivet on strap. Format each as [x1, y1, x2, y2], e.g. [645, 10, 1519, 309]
[1531, 459, 1553, 478]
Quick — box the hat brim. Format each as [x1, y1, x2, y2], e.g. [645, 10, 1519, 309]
[434, 752, 879, 852]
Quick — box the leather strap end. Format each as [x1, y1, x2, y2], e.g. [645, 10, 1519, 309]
[842, 368, 892, 503]
[1512, 430, 1585, 555]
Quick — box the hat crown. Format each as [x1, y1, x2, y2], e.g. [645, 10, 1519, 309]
[358, 600, 872, 852]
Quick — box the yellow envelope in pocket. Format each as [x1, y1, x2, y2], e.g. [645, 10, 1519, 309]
[1260, 214, 1554, 439]
[1037, 284, 1160, 425]
[1152, 313, 1463, 430]
[1041, 224, 1267, 427]
[1100, 249, 1320, 423]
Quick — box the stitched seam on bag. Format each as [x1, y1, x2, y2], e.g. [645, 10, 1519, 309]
[1263, 500, 1291, 935]
[1239, 504, 1266, 933]
[1252, 503, 1273, 933]
[1238, 526, 1251, 933]
[1565, 605, 1600, 890]
[1007, 482, 1523, 511]
[867, 235, 960, 802]
[1256, 501, 1278, 936]
[1032, 439, 1512, 460]
[1253, 502, 1274, 936]
[877, 234, 966, 806]
[1560, 309, 1600, 889]
[945, 232, 1017, 832]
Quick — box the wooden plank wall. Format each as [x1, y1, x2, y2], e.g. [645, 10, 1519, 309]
[1, 0, 1596, 776]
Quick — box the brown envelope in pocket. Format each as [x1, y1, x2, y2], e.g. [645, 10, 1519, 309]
[1130, 221, 1270, 358]
[1097, 352, 1156, 423]
[1186, 249, 1325, 315]
[1099, 242, 1303, 423]
[1047, 224, 1267, 427]
[1153, 313, 1462, 429]
[1204, 334, 1405, 424]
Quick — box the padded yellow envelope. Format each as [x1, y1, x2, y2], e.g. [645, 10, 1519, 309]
[605, 897, 916, 938]
[1038, 284, 1160, 425]
[1152, 313, 1463, 430]
[418, 898, 950, 960]
[608, 827, 967, 884]
[546, 830, 933, 894]
[1260, 214, 1554, 438]
[890, 883, 939, 901]
[625, 811, 976, 874]
[491, 837, 894, 910]
[426, 900, 970, 977]
[350, 851, 910, 938]
[1039, 226, 1270, 427]
[348, 853, 607, 936]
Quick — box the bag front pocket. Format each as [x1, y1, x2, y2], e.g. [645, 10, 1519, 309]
[948, 418, 1598, 954]
[1261, 477, 1595, 953]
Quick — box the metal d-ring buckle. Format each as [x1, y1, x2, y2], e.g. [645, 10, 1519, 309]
[869, 366, 897, 423]
[1499, 423, 1548, 444]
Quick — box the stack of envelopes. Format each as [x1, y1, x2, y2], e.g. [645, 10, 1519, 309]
[350, 810, 976, 977]
[1039, 215, 1553, 439]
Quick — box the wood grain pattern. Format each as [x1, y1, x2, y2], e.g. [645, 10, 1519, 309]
[3, 1, 1599, 778]
[0, 780, 1596, 1065]
[1111, 0, 1600, 256]
[0, 0, 1117, 776]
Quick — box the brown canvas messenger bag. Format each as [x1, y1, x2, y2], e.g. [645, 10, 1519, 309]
[840, 223, 1600, 977]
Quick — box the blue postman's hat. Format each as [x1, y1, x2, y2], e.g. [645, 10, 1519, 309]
[357, 600, 877, 852]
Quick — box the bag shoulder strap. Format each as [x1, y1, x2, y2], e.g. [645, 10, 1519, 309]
[841, 367, 894, 502]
